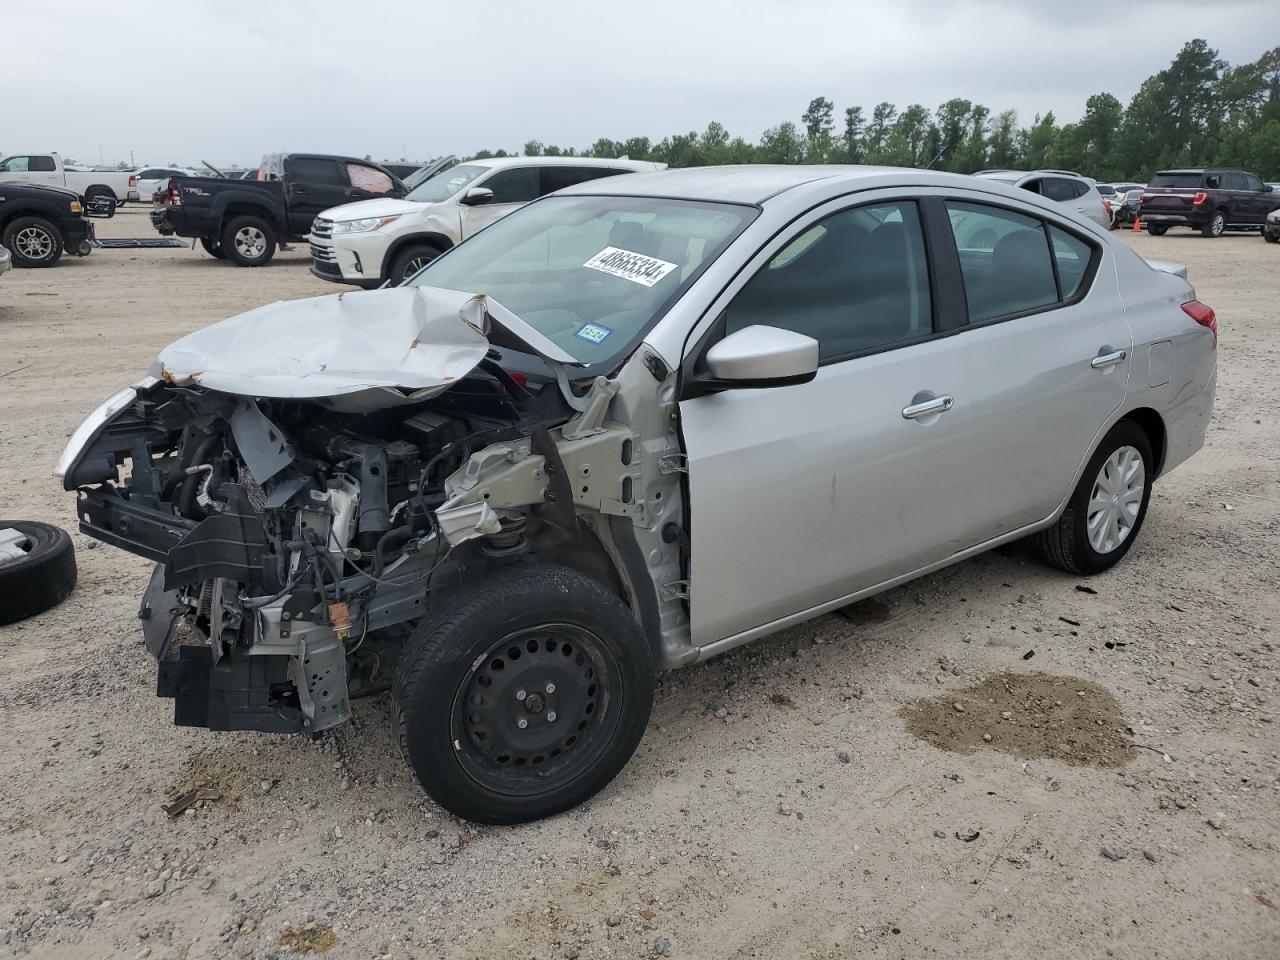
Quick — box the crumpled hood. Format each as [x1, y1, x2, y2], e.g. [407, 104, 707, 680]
[152, 286, 579, 412]
[316, 197, 425, 223]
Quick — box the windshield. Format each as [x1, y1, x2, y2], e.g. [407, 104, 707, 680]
[406, 164, 488, 203]
[409, 195, 755, 365]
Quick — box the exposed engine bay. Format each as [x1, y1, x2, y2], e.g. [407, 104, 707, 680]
[67, 366, 657, 733]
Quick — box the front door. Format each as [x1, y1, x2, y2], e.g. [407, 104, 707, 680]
[283, 157, 350, 236]
[459, 166, 541, 239]
[679, 197, 974, 645]
[942, 198, 1132, 539]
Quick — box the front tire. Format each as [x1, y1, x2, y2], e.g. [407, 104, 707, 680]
[1201, 210, 1226, 238]
[220, 215, 276, 266]
[1145, 223, 1169, 236]
[3, 216, 64, 267]
[392, 564, 655, 824]
[1264, 230, 1279, 244]
[1033, 421, 1154, 576]
[388, 243, 443, 284]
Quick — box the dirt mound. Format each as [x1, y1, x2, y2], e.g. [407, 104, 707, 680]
[899, 671, 1134, 767]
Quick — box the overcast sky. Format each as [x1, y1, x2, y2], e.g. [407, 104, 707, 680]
[3, 0, 1271, 168]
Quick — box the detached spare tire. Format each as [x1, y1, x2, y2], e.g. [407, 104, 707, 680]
[0, 521, 77, 625]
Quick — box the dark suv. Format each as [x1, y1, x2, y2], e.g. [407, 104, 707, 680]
[1139, 168, 1280, 237]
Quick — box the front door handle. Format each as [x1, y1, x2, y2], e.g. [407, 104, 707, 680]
[1091, 349, 1127, 369]
[902, 395, 954, 420]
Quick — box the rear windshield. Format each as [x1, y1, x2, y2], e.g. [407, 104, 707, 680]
[1150, 173, 1202, 189]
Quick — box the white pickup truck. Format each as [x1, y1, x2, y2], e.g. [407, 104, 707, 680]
[0, 153, 138, 211]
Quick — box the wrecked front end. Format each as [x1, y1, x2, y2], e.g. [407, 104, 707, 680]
[57, 287, 673, 737]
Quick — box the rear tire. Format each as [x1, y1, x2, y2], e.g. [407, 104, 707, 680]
[220, 215, 276, 267]
[0, 521, 77, 625]
[1033, 421, 1154, 576]
[388, 242, 443, 284]
[3, 216, 64, 267]
[199, 235, 227, 259]
[392, 563, 655, 824]
[1145, 223, 1169, 237]
[1201, 210, 1226, 238]
[85, 186, 117, 218]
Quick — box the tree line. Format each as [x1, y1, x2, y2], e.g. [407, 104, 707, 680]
[465, 40, 1280, 181]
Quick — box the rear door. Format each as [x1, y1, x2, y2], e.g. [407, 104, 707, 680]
[943, 197, 1131, 538]
[679, 194, 975, 645]
[283, 157, 349, 235]
[1237, 173, 1269, 224]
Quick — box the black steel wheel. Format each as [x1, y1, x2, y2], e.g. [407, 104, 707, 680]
[393, 564, 654, 824]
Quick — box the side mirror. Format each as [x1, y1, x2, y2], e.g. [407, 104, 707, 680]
[459, 187, 494, 206]
[699, 325, 819, 391]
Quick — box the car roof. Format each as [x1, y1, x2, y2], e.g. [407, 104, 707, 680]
[464, 156, 665, 172]
[555, 164, 927, 204]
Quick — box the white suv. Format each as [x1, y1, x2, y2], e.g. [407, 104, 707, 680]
[973, 170, 1109, 228]
[309, 156, 665, 287]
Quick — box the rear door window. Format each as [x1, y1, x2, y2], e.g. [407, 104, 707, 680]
[29, 156, 57, 172]
[1040, 178, 1079, 202]
[946, 202, 1059, 323]
[539, 166, 631, 195]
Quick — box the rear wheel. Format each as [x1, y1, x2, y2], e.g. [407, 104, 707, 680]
[1033, 421, 1154, 576]
[1145, 223, 1169, 236]
[3, 216, 64, 267]
[1201, 210, 1226, 238]
[85, 186, 117, 218]
[199, 235, 227, 259]
[220, 215, 276, 266]
[392, 564, 655, 824]
[388, 243, 443, 284]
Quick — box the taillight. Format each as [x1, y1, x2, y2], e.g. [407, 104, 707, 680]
[1140, 192, 1150, 202]
[167, 179, 182, 205]
[1192, 191, 1208, 206]
[1103, 199, 1112, 214]
[1182, 300, 1216, 344]
[129, 175, 137, 186]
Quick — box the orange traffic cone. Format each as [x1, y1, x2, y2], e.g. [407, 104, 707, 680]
[1132, 216, 1141, 233]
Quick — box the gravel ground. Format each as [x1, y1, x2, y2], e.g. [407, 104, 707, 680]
[0, 209, 1276, 959]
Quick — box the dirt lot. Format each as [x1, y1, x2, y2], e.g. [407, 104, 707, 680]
[1, 208, 1276, 960]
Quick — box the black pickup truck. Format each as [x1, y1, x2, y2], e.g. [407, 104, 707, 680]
[1139, 168, 1280, 238]
[0, 182, 97, 267]
[150, 153, 407, 266]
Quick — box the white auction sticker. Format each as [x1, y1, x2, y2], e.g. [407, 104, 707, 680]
[583, 246, 677, 287]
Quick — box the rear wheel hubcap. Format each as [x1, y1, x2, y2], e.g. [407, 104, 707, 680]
[1086, 445, 1144, 554]
[235, 226, 266, 258]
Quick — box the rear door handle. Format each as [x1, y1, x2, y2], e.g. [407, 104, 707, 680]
[1091, 349, 1127, 369]
[902, 395, 954, 420]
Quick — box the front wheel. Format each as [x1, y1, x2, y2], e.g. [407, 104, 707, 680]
[1201, 210, 1226, 238]
[1033, 421, 1154, 576]
[1264, 230, 1279, 244]
[220, 215, 276, 266]
[388, 243, 443, 284]
[3, 216, 64, 267]
[392, 564, 655, 824]
[1145, 223, 1169, 236]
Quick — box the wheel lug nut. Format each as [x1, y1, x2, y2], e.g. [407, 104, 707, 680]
[547, 711, 557, 722]
[545, 683, 556, 694]
[516, 689, 527, 701]
[517, 718, 528, 729]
